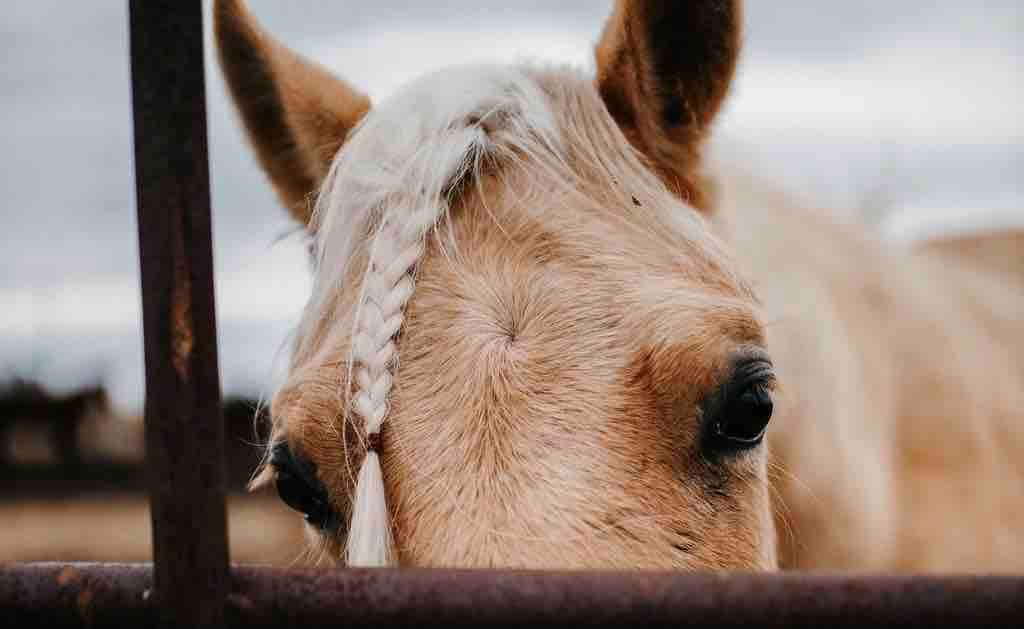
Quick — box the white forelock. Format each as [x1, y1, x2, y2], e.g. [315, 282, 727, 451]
[298, 64, 564, 566]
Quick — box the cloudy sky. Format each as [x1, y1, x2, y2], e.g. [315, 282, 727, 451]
[2, 1, 1021, 409]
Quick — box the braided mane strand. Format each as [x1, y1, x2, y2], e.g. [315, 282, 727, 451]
[304, 65, 561, 566]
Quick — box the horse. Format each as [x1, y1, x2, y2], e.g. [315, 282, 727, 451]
[214, 0, 1024, 571]
[0, 379, 110, 469]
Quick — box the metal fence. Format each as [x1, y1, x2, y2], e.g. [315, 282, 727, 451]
[1, 2, 1021, 627]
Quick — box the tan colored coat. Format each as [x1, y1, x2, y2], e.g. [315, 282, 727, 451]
[720, 171, 1024, 570]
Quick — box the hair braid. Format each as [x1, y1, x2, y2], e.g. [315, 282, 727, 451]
[344, 203, 439, 566]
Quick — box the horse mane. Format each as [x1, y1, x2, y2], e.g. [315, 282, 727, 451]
[292, 64, 564, 565]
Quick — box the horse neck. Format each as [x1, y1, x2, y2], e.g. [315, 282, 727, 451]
[713, 167, 1024, 568]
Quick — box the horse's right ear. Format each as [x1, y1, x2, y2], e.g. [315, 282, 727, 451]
[595, 0, 742, 211]
[214, 0, 370, 227]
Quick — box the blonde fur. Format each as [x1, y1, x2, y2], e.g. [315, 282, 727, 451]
[268, 61, 776, 569]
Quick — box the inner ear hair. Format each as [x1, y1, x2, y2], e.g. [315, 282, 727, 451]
[596, 0, 742, 210]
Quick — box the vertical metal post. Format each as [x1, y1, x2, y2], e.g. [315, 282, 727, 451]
[129, 2, 229, 627]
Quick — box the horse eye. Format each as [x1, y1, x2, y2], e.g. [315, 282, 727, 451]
[704, 358, 775, 451]
[269, 442, 337, 530]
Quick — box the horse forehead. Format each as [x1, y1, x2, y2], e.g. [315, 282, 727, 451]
[413, 214, 760, 353]
[435, 189, 753, 307]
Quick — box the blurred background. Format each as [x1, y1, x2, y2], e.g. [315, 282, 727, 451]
[2, 1, 1021, 563]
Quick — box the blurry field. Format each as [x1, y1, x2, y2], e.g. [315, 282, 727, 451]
[1, 383, 312, 566]
[0, 493, 307, 564]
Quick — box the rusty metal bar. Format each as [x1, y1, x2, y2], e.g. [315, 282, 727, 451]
[2, 563, 1022, 628]
[129, 1, 229, 627]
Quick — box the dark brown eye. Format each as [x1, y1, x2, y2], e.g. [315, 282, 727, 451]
[270, 442, 337, 530]
[704, 358, 775, 452]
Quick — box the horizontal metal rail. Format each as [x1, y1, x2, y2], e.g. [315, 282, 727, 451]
[2, 563, 1022, 628]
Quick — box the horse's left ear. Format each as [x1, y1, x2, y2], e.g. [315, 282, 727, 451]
[596, 0, 742, 211]
[214, 0, 371, 228]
